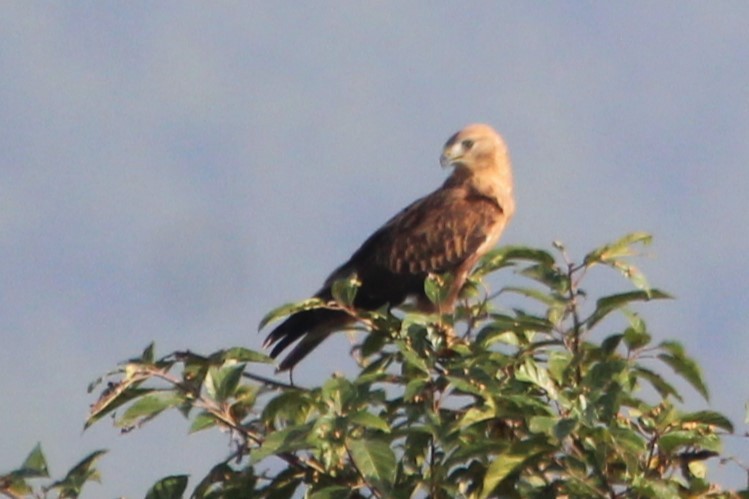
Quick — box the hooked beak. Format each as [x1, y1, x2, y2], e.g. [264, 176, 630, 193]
[440, 141, 462, 169]
[439, 153, 451, 169]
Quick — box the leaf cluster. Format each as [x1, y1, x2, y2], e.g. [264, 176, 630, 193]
[5, 233, 746, 498]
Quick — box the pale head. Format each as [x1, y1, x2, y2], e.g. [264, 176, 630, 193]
[439, 123, 509, 173]
[439, 123, 514, 219]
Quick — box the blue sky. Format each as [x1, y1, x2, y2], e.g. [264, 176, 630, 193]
[1, 3, 748, 496]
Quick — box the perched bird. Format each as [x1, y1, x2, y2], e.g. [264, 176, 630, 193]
[262, 124, 515, 371]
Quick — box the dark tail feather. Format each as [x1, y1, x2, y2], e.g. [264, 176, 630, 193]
[263, 308, 352, 371]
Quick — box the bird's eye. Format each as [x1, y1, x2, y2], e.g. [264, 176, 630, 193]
[461, 139, 474, 150]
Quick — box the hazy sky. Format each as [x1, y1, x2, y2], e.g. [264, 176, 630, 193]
[2, 3, 748, 496]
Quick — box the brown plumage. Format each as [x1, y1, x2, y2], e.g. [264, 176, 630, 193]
[262, 124, 515, 370]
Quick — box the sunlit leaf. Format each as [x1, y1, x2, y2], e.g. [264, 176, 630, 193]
[331, 276, 360, 307]
[86, 385, 153, 430]
[321, 376, 357, 414]
[688, 460, 707, 479]
[679, 410, 734, 432]
[481, 445, 543, 499]
[349, 411, 391, 433]
[347, 438, 396, 495]
[528, 416, 556, 436]
[516, 359, 557, 399]
[424, 272, 455, 306]
[205, 364, 246, 403]
[583, 232, 652, 266]
[548, 351, 572, 384]
[474, 246, 556, 278]
[257, 298, 327, 331]
[117, 392, 184, 429]
[219, 347, 272, 364]
[458, 406, 496, 430]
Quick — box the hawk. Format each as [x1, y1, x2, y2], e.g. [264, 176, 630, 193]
[262, 124, 515, 370]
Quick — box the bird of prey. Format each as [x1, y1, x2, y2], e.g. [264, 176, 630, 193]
[262, 124, 515, 371]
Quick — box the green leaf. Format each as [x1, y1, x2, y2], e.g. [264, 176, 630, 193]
[502, 286, 565, 308]
[481, 453, 530, 498]
[658, 341, 709, 401]
[252, 424, 312, 461]
[583, 232, 652, 266]
[321, 376, 357, 413]
[262, 390, 314, 427]
[474, 246, 556, 278]
[518, 263, 568, 292]
[483, 458, 525, 496]
[516, 359, 557, 399]
[553, 418, 577, 441]
[349, 411, 391, 433]
[399, 346, 430, 375]
[258, 297, 326, 330]
[633, 366, 682, 402]
[610, 426, 646, 453]
[528, 416, 556, 435]
[688, 460, 707, 479]
[630, 476, 681, 498]
[16, 443, 49, 478]
[205, 364, 246, 403]
[189, 411, 218, 434]
[586, 290, 671, 328]
[219, 347, 272, 364]
[476, 313, 554, 347]
[679, 410, 734, 432]
[424, 272, 455, 305]
[623, 314, 652, 350]
[117, 392, 185, 429]
[86, 385, 153, 430]
[403, 378, 429, 402]
[145, 474, 189, 499]
[360, 330, 388, 358]
[458, 406, 496, 430]
[331, 276, 360, 307]
[347, 438, 396, 495]
[141, 342, 156, 363]
[658, 430, 699, 453]
[48, 449, 107, 498]
[601, 333, 624, 354]
[548, 351, 572, 384]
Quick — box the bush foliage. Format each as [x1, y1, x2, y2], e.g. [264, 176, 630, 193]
[2, 234, 745, 498]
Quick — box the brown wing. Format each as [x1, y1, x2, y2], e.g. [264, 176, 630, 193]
[351, 185, 504, 277]
[265, 185, 506, 371]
